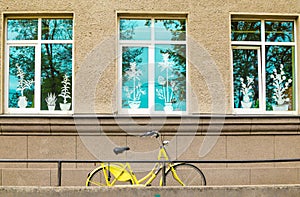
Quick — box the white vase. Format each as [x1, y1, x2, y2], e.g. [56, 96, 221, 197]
[48, 105, 55, 111]
[129, 100, 141, 109]
[241, 101, 252, 108]
[18, 96, 28, 108]
[273, 104, 289, 111]
[164, 102, 173, 112]
[60, 103, 71, 111]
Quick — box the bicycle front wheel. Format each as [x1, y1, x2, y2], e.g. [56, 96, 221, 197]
[165, 163, 206, 186]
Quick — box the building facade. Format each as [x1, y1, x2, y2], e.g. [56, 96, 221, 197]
[0, 0, 300, 186]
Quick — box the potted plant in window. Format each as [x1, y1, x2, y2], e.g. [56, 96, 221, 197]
[45, 92, 57, 111]
[123, 62, 146, 109]
[58, 74, 71, 111]
[156, 53, 177, 112]
[240, 76, 254, 108]
[15, 63, 34, 108]
[271, 64, 292, 111]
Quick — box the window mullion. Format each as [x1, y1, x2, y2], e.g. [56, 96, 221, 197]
[34, 19, 42, 112]
[261, 19, 266, 112]
[150, 18, 155, 113]
[35, 44, 41, 112]
[148, 45, 155, 112]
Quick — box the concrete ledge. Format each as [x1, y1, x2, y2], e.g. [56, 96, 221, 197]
[1, 185, 300, 197]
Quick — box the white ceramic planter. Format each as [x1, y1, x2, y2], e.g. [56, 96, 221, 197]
[18, 96, 28, 108]
[241, 101, 252, 108]
[60, 103, 71, 111]
[129, 100, 141, 109]
[273, 104, 289, 111]
[164, 102, 173, 112]
[48, 105, 55, 111]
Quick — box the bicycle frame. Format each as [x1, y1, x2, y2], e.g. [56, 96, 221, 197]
[96, 146, 170, 186]
[86, 131, 187, 186]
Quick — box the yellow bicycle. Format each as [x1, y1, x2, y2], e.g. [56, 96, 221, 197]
[86, 131, 206, 186]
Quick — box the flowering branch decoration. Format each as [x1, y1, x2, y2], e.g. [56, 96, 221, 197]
[58, 74, 71, 104]
[270, 64, 292, 106]
[156, 53, 177, 104]
[124, 62, 146, 102]
[240, 76, 254, 103]
[16, 63, 34, 97]
[123, 62, 146, 109]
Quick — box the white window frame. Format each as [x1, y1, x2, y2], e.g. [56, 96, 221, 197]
[117, 16, 188, 115]
[231, 17, 298, 114]
[4, 16, 74, 114]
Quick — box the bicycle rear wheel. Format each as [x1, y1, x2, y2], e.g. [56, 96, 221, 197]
[86, 166, 133, 186]
[86, 167, 109, 186]
[165, 163, 206, 186]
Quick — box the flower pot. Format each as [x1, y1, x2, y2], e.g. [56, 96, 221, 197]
[129, 100, 141, 109]
[60, 103, 71, 111]
[48, 105, 55, 111]
[241, 101, 252, 108]
[164, 102, 173, 112]
[273, 104, 289, 111]
[18, 96, 28, 108]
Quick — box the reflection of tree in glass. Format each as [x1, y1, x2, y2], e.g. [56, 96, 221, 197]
[155, 19, 186, 41]
[7, 19, 38, 40]
[265, 21, 294, 42]
[120, 19, 151, 40]
[122, 47, 144, 72]
[42, 19, 73, 40]
[231, 20, 261, 41]
[233, 49, 259, 108]
[265, 46, 293, 110]
[122, 47, 145, 107]
[41, 43, 72, 110]
[9, 46, 35, 108]
[159, 49, 186, 107]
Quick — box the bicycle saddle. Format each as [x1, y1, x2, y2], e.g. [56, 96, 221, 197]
[113, 146, 130, 155]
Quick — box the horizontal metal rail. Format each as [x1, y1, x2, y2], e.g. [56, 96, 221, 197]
[0, 158, 300, 186]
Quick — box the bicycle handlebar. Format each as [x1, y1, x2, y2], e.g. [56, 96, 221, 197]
[140, 130, 159, 138]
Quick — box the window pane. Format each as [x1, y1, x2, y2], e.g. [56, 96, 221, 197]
[41, 44, 73, 110]
[265, 21, 294, 42]
[119, 19, 151, 40]
[122, 47, 149, 109]
[155, 44, 186, 111]
[154, 19, 186, 41]
[232, 48, 259, 109]
[42, 19, 73, 40]
[9, 46, 35, 108]
[265, 46, 294, 111]
[7, 19, 38, 40]
[231, 20, 261, 41]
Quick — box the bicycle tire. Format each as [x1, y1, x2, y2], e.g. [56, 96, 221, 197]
[165, 163, 206, 186]
[86, 166, 133, 186]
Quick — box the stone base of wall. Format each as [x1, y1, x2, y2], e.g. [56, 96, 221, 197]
[0, 116, 299, 186]
[1, 185, 300, 197]
[0, 166, 299, 186]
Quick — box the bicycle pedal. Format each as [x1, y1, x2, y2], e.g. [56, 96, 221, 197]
[146, 184, 152, 186]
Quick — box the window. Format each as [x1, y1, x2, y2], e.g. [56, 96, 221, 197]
[5, 16, 73, 114]
[231, 17, 297, 113]
[118, 16, 187, 114]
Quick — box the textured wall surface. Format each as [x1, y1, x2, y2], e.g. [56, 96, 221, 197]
[1, 0, 299, 114]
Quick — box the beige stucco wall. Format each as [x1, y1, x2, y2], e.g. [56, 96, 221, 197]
[1, 0, 299, 114]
